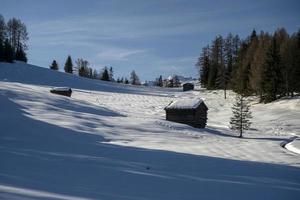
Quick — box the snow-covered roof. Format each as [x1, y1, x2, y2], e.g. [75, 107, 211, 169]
[51, 87, 71, 91]
[165, 98, 203, 110]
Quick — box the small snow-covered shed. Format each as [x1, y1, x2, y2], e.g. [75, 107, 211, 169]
[183, 83, 194, 91]
[164, 98, 208, 128]
[50, 87, 72, 97]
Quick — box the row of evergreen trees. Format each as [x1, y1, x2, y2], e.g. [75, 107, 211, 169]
[50, 56, 114, 81]
[0, 15, 28, 63]
[116, 77, 130, 84]
[50, 55, 141, 85]
[154, 75, 181, 87]
[196, 28, 300, 103]
[116, 71, 141, 85]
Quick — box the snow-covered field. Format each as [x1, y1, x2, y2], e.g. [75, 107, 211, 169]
[1, 62, 300, 199]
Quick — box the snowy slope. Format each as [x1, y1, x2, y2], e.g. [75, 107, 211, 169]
[1, 62, 300, 200]
[0, 61, 180, 95]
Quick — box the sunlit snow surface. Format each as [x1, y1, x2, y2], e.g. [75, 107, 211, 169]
[0, 62, 300, 200]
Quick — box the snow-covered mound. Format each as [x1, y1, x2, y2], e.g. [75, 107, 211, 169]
[1, 62, 300, 199]
[286, 138, 300, 155]
[51, 87, 72, 91]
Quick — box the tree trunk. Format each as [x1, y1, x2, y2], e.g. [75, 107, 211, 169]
[259, 91, 263, 103]
[239, 97, 243, 138]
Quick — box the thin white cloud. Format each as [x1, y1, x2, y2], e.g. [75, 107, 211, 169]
[97, 48, 146, 61]
[27, 11, 218, 43]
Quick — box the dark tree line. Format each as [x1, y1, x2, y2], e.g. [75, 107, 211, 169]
[116, 70, 141, 85]
[196, 33, 240, 99]
[0, 14, 28, 63]
[196, 28, 300, 103]
[116, 77, 130, 84]
[50, 55, 141, 85]
[50, 55, 115, 81]
[153, 75, 181, 87]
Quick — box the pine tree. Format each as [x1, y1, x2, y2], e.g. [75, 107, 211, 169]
[0, 15, 5, 41]
[124, 78, 129, 84]
[92, 69, 98, 79]
[0, 15, 5, 62]
[280, 34, 293, 96]
[249, 32, 271, 102]
[78, 66, 84, 77]
[242, 31, 258, 95]
[157, 75, 163, 87]
[15, 45, 27, 62]
[6, 18, 28, 54]
[230, 34, 241, 87]
[88, 67, 93, 78]
[262, 35, 281, 103]
[274, 28, 289, 96]
[50, 60, 59, 70]
[130, 70, 141, 85]
[293, 29, 300, 93]
[250, 29, 257, 43]
[101, 67, 110, 81]
[78, 66, 88, 77]
[215, 36, 228, 99]
[196, 45, 210, 88]
[232, 42, 251, 95]
[3, 39, 14, 62]
[229, 94, 252, 138]
[224, 34, 233, 85]
[208, 36, 223, 89]
[109, 66, 114, 81]
[0, 37, 3, 62]
[76, 58, 89, 77]
[232, 35, 241, 64]
[64, 55, 73, 74]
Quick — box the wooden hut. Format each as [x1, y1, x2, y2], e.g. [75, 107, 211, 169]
[183, 83, 194, 91]
[50, 87, 72, 97]
[164, 98, 208, 128]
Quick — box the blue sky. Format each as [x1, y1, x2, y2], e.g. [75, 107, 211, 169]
[1, 0, 299, 81]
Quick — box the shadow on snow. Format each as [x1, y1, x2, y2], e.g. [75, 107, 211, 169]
[0, 94, 300, 200]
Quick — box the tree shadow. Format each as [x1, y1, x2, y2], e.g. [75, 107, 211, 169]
[203, 126, 290, 142]
[1, 96, 300, 200]
[6, 88, 124, 118]
[201, 126, 237, 138]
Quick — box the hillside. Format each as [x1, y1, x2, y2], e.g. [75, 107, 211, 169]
[1, 62, 300, 200]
